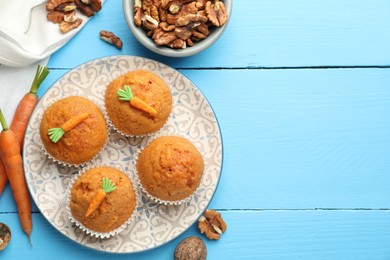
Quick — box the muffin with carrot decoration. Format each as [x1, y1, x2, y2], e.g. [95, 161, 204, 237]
[136, 136, 204, 204]
[68, 166, 137, 237]
[39, 96, 107, 166]
[104, 70, 172, 136]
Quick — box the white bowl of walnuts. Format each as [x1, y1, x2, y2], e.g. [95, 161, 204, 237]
[123, 0, 232, 57]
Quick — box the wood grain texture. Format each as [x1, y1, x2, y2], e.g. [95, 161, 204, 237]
[2, 68, 389, 212]
[2, 1, 390, 258]
[1, 211, 390, 259]
[47, 0, 390, 69]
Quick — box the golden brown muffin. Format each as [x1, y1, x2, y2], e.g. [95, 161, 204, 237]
[70, 166, 136, 233]
[40, 96, 107, 165]
[105, 70, 172, 135]
[136, 136, 204, 202]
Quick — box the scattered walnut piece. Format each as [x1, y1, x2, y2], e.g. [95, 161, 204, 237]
[59, 18, 83, 33]
[99, 30, 123, 49]
[46, 0, 102, 34]
[47, 11, 66, 23]
[46, 0, 72, 11]
[133, 0, 229, 49]
[198, 209, 227, 240]
[74, 0, 94, 17]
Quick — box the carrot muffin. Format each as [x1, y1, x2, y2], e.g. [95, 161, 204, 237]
[39, 96, 107, 165]
[136, 136, 204, 202]
[69, 166, 136, 233]
[104, 70, 172, 136]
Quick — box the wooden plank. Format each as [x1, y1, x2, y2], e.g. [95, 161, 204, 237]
[185, 68, 390, 209]
[2, 68, 389, 212]
[1, 211, 390, 259]
[47, 0, 390, 69]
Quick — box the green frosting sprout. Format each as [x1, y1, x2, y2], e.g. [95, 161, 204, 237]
[117, 85, 134, 101]
[102, 178, 116, 193]
[48, 128, 65, 143]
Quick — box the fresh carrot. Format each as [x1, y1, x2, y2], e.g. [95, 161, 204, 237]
[117, 85, 157, 117]
[48, 112, 89, 143]
[0, 109, 32, 241]
[0, 160, 7, 195]
[85, 178, 116, 217]
[10, 65, 50, 150]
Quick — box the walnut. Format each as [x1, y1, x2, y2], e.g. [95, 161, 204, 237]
[134, 7, 143, 26]
[47, 11, 66, 23]
[0, 223, 11, 251]
[190, 22, 208, 41]
[186, 38, 194, 47]
[46, 0, 73, 11]
[174, 236, 207, 260]
[195, 0, 207, 10]
[55, 2, 77, 12]
[133, 0, 229, 49]
[205, 0, 228, 27]
[175, 26, 191, 40]
[166, 2, 198, 25]
[74, 0, 94, 16]
[59, 17, 82, 33]
[169, 38, 186, 48]
[143, 15, 159, 31]
[176, 13, 207, 26]
[152, 28, 177, 45]
[99, 30, 123, 49]
[64, 12, 78, 23]
[89, 0, 102, 12]
[198, 209, 227, 240]
[160, 22, 176, 32]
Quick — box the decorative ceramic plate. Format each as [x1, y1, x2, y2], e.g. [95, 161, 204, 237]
[23, 56, 223, 253]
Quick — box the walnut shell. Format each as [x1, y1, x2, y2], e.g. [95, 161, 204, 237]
[0, 223, 11, 251]
[174, 236, 207, 260]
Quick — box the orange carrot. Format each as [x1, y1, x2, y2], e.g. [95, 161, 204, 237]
[0, 109, 32, 241]
[117, 85, 157, 117]
[85, 178, 116, 217]
[0, 160, 7, 195]
[48, 112, 89, 143]
[10, 65, 50, 150]
[130, 97, 157, 117]
[61, 112, 89, 132]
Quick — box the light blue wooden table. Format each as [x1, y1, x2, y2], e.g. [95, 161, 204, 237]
[1, 0, 390, 259]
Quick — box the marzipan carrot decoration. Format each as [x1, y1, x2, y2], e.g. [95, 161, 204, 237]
[0, 109, 32, 242]
[85, 178, 116, 217]
[117, 85, 157, 117]
[48, 112, 89, 143]
[10, 65, 50, 150]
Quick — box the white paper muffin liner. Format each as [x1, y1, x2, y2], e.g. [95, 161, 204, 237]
[134, 133, 206, 206]
[38, 96, 109, 168]
[66, 164, 139, 239]
[102, 69, 174, 139]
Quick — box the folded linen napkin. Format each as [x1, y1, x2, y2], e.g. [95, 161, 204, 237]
[0, 0, 104, 67]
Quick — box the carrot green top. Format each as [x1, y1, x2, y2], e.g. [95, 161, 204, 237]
[30, 65, 50, 94]
[102, 177, 116, 193]
[0, 108, 8, 131]
[117, 85, 134, 101]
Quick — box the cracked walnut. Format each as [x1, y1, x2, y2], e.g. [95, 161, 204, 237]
[133, 0, 229, 49]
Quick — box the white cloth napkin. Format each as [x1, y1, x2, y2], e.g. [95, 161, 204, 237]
[0, 0, 104, 67]
[0, 58, 48, 126]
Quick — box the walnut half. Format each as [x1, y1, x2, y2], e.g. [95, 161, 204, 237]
[99, 30, 123, 49]
[198, 209, 227, 240]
